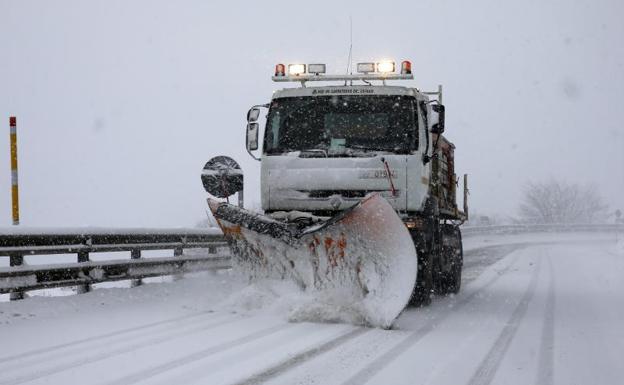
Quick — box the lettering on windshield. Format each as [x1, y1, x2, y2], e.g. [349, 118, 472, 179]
[312, 88, 375, 95]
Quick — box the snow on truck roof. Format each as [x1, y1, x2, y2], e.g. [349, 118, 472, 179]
[272, 85, 428, 100]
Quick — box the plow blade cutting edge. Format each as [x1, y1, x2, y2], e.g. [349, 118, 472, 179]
[207, 194, 417, 328]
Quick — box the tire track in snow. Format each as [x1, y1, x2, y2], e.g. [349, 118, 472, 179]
[535, 256, 555, 385]
[0, 313, 239, 385]
[0, 309, 218, 365]
[232, 328, 370, 385]
[104, 323, 296, 385]
[462, 244, 524, 271]
[466, 256, 542, 385]
[0, 312, 237, 374]
[341, 249, 523, 385]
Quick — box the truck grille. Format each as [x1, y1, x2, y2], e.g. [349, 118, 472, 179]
[301, 190, 384, 199]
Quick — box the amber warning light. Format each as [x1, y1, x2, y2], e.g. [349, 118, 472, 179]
[401, 61, 412, 75]
[275, 63, 286, 77]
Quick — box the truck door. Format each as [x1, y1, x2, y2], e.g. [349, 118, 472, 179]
[405, 100, 431, 212]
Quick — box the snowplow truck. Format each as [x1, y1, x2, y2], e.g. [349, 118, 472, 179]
[203, 60, 468, 328]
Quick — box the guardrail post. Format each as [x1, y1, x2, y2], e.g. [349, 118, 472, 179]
[9, 253, 24, 300]
[76, 250, 90, 294]
[173, 247, 184, 281]
[130, 249, 142, 287]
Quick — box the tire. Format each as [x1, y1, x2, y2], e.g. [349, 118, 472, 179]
[448, 228, 463, 294]
[438, 226, 463, 295]
[409, 251, 433, 307]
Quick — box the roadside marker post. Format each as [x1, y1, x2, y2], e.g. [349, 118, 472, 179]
[9, 117, 19, 225]
[9, 117, 24, 300]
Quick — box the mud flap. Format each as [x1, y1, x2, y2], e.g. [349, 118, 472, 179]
[208, 194, 417, 328]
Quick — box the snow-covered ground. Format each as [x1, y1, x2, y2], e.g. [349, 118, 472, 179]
[0, 232, 622, 385]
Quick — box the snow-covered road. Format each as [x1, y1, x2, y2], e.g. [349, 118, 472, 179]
[1, 235, 623, 385]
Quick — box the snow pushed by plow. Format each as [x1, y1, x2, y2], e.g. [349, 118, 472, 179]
[209, 194, 418, 328]
[216, 278, 368, 326]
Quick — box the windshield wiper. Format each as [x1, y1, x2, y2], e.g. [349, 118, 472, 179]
[300, 148, 328, 157]
[348, 144, 411, 155]
[346, 144, 395, 152]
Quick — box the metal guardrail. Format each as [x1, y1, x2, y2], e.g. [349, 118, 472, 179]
[0, 255, 231, 295]
[1, 224, 621, 301]
[0, 228, 228, 300]
[0, 228, 225, 255]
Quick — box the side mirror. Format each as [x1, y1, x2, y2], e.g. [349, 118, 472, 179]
[246, 122, 259, 151]
[247, 107, 261, 122]
[245, 104, 268, 161]
[430, 104, 445, 134]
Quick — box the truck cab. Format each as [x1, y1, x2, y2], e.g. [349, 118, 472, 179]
[246, 61, 465, 223]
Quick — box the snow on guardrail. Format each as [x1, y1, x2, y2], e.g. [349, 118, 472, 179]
[460, 223, 624, 236]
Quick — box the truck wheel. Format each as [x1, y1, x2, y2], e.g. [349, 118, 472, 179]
[444, 227, 463, 294]
[409, 252, 433, 307]
[435, 225, 463, 295]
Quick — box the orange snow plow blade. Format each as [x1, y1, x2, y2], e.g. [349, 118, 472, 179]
[208, 194, 417, 328]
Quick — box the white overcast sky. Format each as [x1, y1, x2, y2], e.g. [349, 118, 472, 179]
[0, 0, 623, 227]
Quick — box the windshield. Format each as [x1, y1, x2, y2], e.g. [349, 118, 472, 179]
[264, 95, 416, 155]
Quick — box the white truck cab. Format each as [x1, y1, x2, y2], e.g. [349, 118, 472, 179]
[246, 60, 447, 219]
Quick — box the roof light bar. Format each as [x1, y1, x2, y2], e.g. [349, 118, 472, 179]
[272, 73, 413, 83]
[272, 59, 414, 83]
